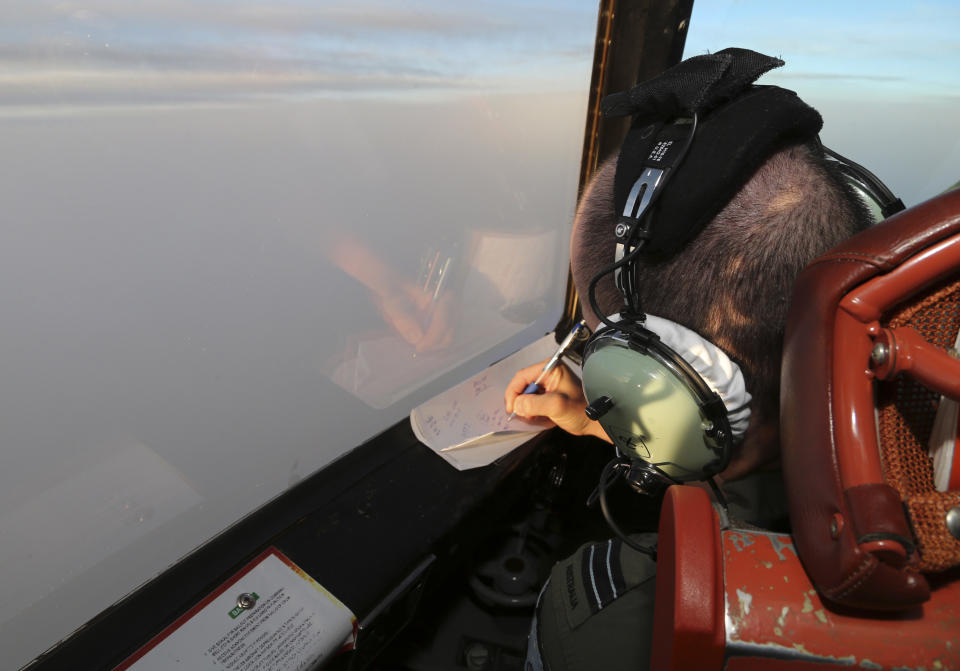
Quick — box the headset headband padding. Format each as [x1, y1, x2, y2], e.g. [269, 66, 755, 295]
[608, 49, 824, 258]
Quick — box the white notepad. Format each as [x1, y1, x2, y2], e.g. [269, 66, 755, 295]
[410, 333, 569, 470]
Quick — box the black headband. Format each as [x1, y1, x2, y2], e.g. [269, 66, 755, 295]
[606, 48, 823, 258]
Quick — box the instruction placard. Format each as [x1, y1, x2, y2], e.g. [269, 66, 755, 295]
[115, 548, 356, 671]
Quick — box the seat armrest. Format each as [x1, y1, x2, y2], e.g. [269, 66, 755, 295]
[650, 485, 724, 671]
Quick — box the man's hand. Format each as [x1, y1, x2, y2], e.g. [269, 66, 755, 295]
[329, 234, 455, 353]
[375, 283, 455, 352]
[504, 359, 611, 442]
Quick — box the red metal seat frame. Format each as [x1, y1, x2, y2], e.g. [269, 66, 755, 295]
[652, 190, 960, 670]
[782, 189, 960, 610]
[652, 485, 960, 670]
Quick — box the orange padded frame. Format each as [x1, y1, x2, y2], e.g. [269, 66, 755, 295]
[653, 192, 960, 670]
[651, 486, 960, 671]
[650, 485, 724, 671]
[836, 232, 960, 490]
[781, 190, 960, 610]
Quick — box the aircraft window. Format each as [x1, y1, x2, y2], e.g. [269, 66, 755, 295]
[683, 1, 960, 207]
[0, 2, 595, 667]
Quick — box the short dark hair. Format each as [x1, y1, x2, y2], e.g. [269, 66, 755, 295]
[572, 141, 873, 451]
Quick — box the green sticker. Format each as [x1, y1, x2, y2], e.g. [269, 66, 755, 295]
[228, 592, 259, 619]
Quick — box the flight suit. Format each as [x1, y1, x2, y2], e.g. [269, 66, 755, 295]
[525, 471, 788, 671]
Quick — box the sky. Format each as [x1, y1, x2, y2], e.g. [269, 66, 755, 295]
[682, 0, 960, 203]
[0, 1, 596, 108]
[2, 0, 955, 199]
[2, 1, 956, 102]
[685, 1, 959, 97]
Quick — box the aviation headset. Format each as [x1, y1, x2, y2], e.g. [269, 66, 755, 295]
[579, 49, 904, 520]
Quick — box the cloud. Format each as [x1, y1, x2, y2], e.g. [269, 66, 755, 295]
[1, 1, 576, 42]
[0, 66, 476, 109]
[0, 1, 596, 109]
[0, 42, 444, 78]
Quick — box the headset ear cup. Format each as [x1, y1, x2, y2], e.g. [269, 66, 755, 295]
[642, 315, 751, 440]
[580, 315, 751, 483]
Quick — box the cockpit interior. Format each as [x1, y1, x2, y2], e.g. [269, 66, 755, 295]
[4, 1, 960, 670]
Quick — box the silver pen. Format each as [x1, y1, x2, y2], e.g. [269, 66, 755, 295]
[507, 320, 587, 422]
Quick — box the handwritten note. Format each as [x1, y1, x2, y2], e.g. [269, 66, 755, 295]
[410, 333, 572, 470]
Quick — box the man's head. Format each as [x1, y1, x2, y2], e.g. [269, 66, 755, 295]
[572, 140, 874, 478]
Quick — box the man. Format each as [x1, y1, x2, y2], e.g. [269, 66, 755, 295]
[505, 49, 874, 670]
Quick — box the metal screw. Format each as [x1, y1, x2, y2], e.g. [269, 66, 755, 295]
[947, 507, 960, 541]
[237, 593, 257, 610]
[830, 513, 843, 539]
[871, 342, 889, 366]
